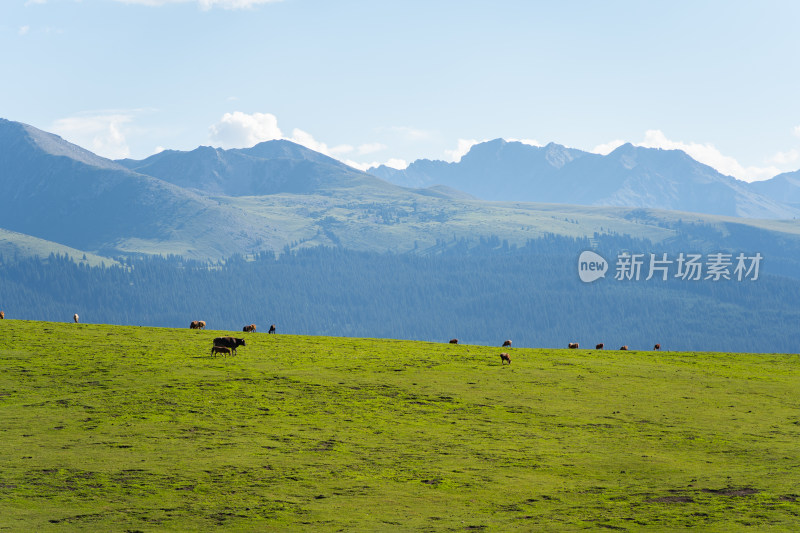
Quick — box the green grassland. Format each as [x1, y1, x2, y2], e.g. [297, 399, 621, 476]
[7, 184, 800, 261]
[1, 320, 798, 531]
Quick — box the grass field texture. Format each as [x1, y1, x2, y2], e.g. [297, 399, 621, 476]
[1, 319, 799, 531]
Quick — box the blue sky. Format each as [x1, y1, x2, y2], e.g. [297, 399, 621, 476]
[2, 0, 799, 181]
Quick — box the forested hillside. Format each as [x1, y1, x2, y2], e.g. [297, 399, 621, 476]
[2, 235, 797, 353]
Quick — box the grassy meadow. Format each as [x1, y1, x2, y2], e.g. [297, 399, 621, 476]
[1, 319, 799, 531]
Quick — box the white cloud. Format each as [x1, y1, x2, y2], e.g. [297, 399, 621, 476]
[113, 0, 281, 9]
[592, 130, 788, 182]
[383, 158, 408, 170]
[592, 139, 626, 155]
[357, 142, 386, 155]
[507, 138, 542, 147]
[208, 111, 282, 148]
[444, 139, 486, 162]
[635, 129, 783, 182]
[287, 128, 353, 157]
[385, 126, 435, 142]
[770, 149, 799, 166]
[209, 112, 354, 158]
[51, 113, 134, 159]
[443, 137, 542, 163]
[18, 26, 30, 36]
[345, 158, 408, 172]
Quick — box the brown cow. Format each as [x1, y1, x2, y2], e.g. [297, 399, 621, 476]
[568, 342, 579, 349]
[502, 340, 512, 347]
[654, 344, 661, 350]
[0, 311, 4, 320]
[211, 345, 231, 357]
[620, 346, 628, 351]
[595, 343, 604, 350]
[449, 339, 458, 344]
[268, 324, 276, 334]
[190, 320, 206, 330]
[500, 352, 511, 365]
[73, 314, 79, 324]
[243, 324, 256, 332]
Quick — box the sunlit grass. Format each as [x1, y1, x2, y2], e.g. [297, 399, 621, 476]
[1, 319, 798, 530]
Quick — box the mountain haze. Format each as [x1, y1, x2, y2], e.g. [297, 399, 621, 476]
[3, 118, 800, 263]
[117, 140, 400, 197]
[749, 169, 800, 208]
[0, 119, 272, 257]
[369, 140, 800, 219]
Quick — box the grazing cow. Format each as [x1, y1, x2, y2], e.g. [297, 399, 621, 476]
[197, 321, 206, 330]
[500, 352, 511, 365]
[568, 342, 579, 349]
[595, 343, 604, 350]
[73, 314, 79, 324]
[449, 339, 458, 344]
[243, 324, 256, 332]
[213, 336, 246, 355]
[0, 311, 4, 320]
[502, 340, 512, 347]
[190, 321, 200, 329]
[654, 344, 661, 351]
[268, 324, 276, 334]
[620, 346, 629, 351]
[211, 345, 231, 357]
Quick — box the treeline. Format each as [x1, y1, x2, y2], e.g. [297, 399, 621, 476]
[1, 234, 799, 353]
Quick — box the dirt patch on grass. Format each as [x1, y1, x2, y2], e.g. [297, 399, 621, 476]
[702, 487, 758, 497]
[648, 495, 695, 503]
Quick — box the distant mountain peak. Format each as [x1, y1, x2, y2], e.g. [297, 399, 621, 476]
[115, 137, 399, 197]
[0, 118, 123, 171]
[367, 137, 800, 219]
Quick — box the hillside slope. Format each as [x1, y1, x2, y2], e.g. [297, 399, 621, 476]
[2, 319, 798, 530]
[0, 119, 271, 257]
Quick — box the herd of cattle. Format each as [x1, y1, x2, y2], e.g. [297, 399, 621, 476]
[187, 320, 277, 357]
[0, 310, 663, 361]
[189, 320, 276, 334]
[447, 338, 663, 365]
[567, 342, 660, 351]
[450, 337, 660, 352]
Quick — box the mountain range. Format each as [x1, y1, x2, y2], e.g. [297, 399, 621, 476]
[2, 118, 800, 262]
[369, 139, 800, 219]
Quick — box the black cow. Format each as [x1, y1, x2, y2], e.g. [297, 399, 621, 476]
[268, 324, 276, 334]
[213, 337, 246, 355]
